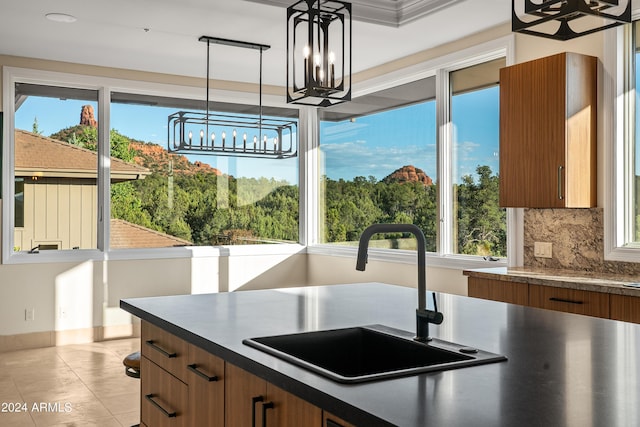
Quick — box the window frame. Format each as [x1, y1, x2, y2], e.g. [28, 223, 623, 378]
[604, 10, 640, 261]
[2, 67, 305, 264]
[309, 35, 519, 269]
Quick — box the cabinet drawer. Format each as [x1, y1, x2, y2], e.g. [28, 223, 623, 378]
[141, 357, 189, 427]
[142, 321, 189, 381]
[610, 294, 640, 323]
[187, 344, 225, 427]
[529, 284, 609, 318]
[468, 277, 529, 305]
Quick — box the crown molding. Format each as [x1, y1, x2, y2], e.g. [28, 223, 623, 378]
[245, 0, 463, 27]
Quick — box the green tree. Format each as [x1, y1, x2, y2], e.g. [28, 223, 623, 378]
[32, 117, 42, 135]
[456, 165, 505, 256]
[50, 126, 135, 162]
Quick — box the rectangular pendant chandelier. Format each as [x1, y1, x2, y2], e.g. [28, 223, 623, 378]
[512, 0, 631, 40]
[168, 36, 298, 159]
[287, 0, 352, 107]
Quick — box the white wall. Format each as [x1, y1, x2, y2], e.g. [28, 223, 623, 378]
[307, 254, 468, 296]
[0, 241, 307, 340]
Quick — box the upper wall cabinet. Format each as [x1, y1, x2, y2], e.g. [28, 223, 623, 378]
[499, 52, 597, 208]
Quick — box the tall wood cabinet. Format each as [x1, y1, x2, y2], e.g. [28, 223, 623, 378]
[499, 52, 597, 208]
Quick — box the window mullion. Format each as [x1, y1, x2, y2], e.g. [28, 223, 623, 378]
[436, 68, 453, 255]
[624, 23, 636, 245]
[97, 87, 110, 252]
[300, 106, 318, 246]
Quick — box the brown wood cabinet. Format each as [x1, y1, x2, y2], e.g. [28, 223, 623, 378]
[467, 277, 529, 305]
[529, 284, 610, 318]
[225, 362, 322, 427]
[610, 294, 640, 323]
[140, 321, 357, 427]
[324, 412, 358, 427]
[141, 356, 189, 427]
[187, 343, 225, 427]
[467, 276, 640, 324]
[499, 52, 597, 208]
[141, 321, 226, 427]
[142, 320, 189, 382]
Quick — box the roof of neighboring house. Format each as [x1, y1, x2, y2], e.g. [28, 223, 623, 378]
[15, 129, 150, 181]
[110, 219, 192, 249]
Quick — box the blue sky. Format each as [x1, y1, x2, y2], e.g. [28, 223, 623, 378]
[15, 87, 501, 184]
[320, 86, 500, 183]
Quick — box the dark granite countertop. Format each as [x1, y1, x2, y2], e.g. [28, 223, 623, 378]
[121, 283, 640, 427]
[464, 266, 640, 296]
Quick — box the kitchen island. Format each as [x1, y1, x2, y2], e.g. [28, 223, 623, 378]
[121, 283, 640, 426]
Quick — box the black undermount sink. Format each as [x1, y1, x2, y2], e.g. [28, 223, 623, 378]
[243, 325, 507, 383]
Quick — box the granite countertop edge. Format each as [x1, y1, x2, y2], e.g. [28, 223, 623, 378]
[463, 267, 640, 296]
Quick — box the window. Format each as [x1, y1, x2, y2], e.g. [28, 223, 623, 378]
[633, 21, 640, 244]
[3, 70, 300, 261]
[109, 93, 299, 249]
[607, 16, 640, 260]
[451, 59, 505, 256]
[318, 55, 506, 259]
[319, 77, 437, 251]
[13, 83, 99, 252]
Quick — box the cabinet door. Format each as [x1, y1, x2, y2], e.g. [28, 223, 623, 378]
[225, 363, 267, 427]
[187, 344, 225, 427]
[264, 383, 322, 427]
[610, 294, 640, 323]
[499, 52, 596, 208]
[226, 363, 323, 427]
[141, 357, 189, 427]
[529, 284, 609, 318]
[323, 412, 357, 427]
[467, 277, 529, 305]
[500, 53, 565, 208]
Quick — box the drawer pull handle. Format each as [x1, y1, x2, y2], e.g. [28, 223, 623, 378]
[549, 297, 583, 305]
[326, 420, 344, 427]
[145, 340, 177, 358]
[145, 393, 177, 418]
[252, 396, 264, 427]
[187, 363, 218, 382]
[262, 401, 274, 427]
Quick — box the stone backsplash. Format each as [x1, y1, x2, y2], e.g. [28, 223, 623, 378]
[523, 208, 640, 275]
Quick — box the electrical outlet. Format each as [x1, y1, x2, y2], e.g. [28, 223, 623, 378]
[534, 242, 553, 258]
[58, 306, 68, 320]
[25, 308, 35, 321]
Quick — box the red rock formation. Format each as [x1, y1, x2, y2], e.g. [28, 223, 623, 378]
[383, 165, 433, 186]
[129, 141, 222, 176]
[80, 105, 98, 128]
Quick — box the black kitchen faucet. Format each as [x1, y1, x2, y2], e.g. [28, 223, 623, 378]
[356, 223, 443, 342]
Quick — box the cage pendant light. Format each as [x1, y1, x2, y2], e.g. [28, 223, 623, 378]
[287, 0, 352, 107]
[168, 36, 297, 159]
[512, 0, 631, 41]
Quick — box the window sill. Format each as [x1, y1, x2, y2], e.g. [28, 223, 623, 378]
[4, 243, 307, 264]
[307, 244, 507, 270]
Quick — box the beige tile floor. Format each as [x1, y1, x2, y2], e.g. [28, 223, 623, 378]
[0, 338, 140, 427]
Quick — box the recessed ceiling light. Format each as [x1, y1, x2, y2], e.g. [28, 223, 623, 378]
[45, 13, 77, 23]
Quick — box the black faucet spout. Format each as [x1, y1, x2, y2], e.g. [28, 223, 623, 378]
[356, 223, 443, 341]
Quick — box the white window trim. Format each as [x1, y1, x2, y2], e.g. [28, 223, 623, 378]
[2, 66, 304, 264]
[604, 10, 640, 262]
[309, 35, 517, 270]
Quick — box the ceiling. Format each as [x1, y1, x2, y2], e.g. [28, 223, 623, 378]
[0, 0, 510, 88]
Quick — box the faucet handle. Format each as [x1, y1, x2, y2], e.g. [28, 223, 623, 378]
[416, 308, 443, 325]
